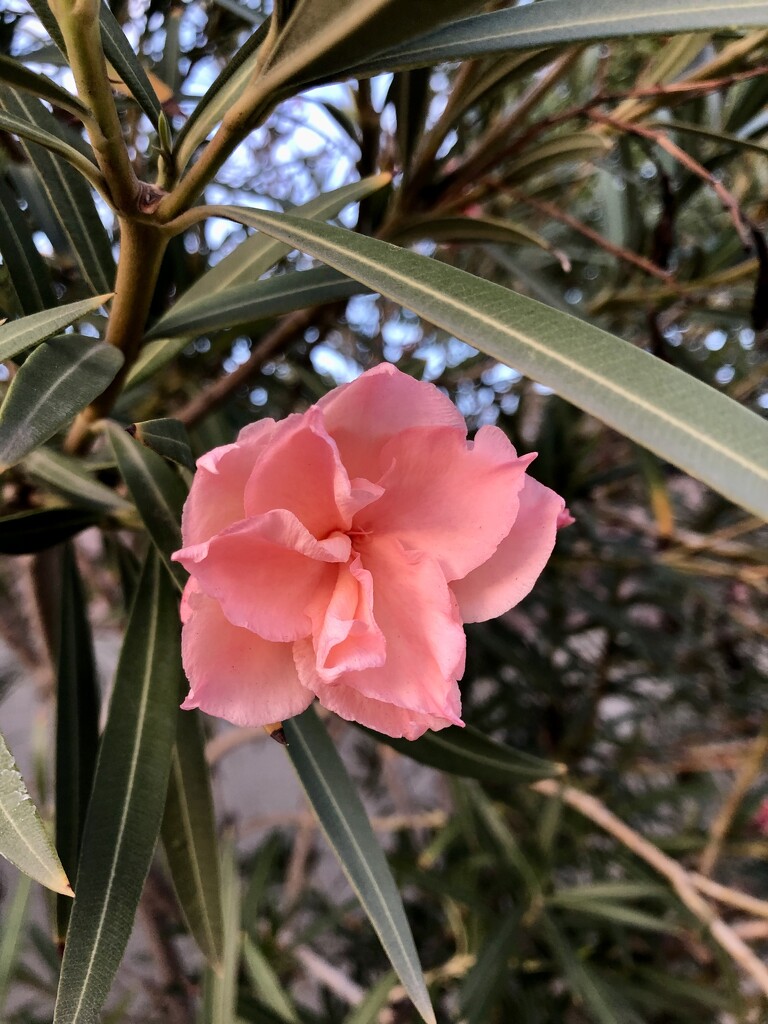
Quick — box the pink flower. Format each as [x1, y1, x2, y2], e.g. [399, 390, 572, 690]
[172, 364, 569, 740]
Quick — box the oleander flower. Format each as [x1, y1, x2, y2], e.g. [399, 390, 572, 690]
[172, 363, 571, 740]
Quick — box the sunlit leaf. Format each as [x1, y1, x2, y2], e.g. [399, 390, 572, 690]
[0, 730, 72, 896]
[0, 336, 123, 472]
[0, 295, 111, 364]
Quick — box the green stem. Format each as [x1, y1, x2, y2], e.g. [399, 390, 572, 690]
[64, 220, 168, 452]
[49, 0, 140, 212]
[156, 86, 277, 223]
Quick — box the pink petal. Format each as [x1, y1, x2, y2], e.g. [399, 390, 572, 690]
[359, 424, 533, 581]
[174, 510, 351, 641]
[181, 417, 277, 547]
[296, 536, 465, 722]
[451, 475, 566, 623]
[295, 553, 386, 682]
[317, 363, 466, 479]
[243, 407, 381, 538]
[180, 580, 312, 727]
[312, 681, 459, 740]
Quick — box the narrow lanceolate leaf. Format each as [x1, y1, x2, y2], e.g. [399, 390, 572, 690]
[99, 1, 162, 127]
[0, 508, 101, 555]
[0, 54, 88, 120]
[242, 936, 301, 1024]
[209, 207, 768, 521]
[201, 841, 241, 1024]
[104, 422, 187, 591]
[0, 729, 72, 896]
[284, 707, 435, 1024]
[393, 216, 569, 269]
[371, 725, 564, 784]
[0, 90, 115, 296]
[344, 0, 768, 76]
[0, 111, 107, 196]
[0, 174, 56, 314]
[0, 874, 31, 1017]
[0, 295, 111, 364]
[53, 552, 182, 1024]
[146, 266, 365, 341]
[56, 544, 101, 943]
[131, 418, 195, 471]
[23, 449, 132, 514]
[0, 336, 123, 472]
[162, 711, 224, 969]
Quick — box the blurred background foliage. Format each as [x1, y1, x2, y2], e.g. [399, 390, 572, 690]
[0, 1, 767, 1022]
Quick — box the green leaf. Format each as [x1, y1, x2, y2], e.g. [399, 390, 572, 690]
[0, 54, 88, 120]
[0, 508, 101, 555]
[284, 706, 435, 1024]
[98, 1, 162, 127]
[0, 874, 31, 1017]
[372, 725, 564, 783]
[23, 448, 132, 514]
[0, 90, 115, 296]
[459, 915, 519, 1024]
[0, 173, 56, 315]
[104, 422, 187, 591]
[0, 336, 123, 472]
[0, 295, 111, 363]
[201, 840, 241, 1024]
[0, 110, 107, 196]
[342, 972, 396, 1024]
[242, 936, 301, 1024]
[551, 899, 678, 935]
[0, 729, 73, 896]
[146, 266, 366, 340]
[393, 216, 570, 268]
[205, 206, 768, 520]
[53, 551, 182, 1024]
[345, 0, 768, 76]
[131, 418, 196, 470]
[162, 711, 225, 969]
[259, 0, 481, 97]
[503, 131, 612, 183]
[56, 544, 101, 943]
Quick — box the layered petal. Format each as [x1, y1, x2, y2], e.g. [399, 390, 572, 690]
[451, 475, 566, 622]
[296, 536, 465, 722]
[180, 417, 278, 547]
[174, 510, 351, 641]
[296, 553, 386, 682]
[312, 680, 458, 740]
[243, 407, 381, 538]
[317, 362, 466, 479]
[180, 580, 313, 727]
[359, 424, 533, 581]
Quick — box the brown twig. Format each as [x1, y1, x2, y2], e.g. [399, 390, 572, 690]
[699, 720, 768, 877]
[175, 306, 317, 428]
[500, 184, 674, 281]
[587, 111, 753, 248]
[532, 779, 768, 1000]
